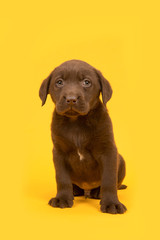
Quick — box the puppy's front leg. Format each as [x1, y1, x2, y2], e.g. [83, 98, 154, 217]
[49, 148, 74, 208]
[100, 150, 127, 214]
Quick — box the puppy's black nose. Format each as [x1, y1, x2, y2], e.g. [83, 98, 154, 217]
[65, 96, 78, 104]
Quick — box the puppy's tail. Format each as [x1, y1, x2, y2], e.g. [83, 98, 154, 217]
[118, 184, 127, 190]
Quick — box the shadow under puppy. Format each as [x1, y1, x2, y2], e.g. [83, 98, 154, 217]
[39, 59, 127, 214]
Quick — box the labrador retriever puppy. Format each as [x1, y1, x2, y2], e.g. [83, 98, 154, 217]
[39, 59, 127, 214]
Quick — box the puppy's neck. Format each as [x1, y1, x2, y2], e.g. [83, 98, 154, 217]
[67, 116, 79, 122]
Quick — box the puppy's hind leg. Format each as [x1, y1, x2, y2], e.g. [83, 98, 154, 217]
[89, 187, 101, 199]
[118, 154, 127, 190]
[73, 184, 84, 196]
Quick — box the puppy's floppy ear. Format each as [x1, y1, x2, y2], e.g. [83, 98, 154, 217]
[39, 72, 52, 106]
[95, 69, 112, 105]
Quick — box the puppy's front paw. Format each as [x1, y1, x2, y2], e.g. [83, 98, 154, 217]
[100, 200, 127, 214]
[48, 197, 73, 208]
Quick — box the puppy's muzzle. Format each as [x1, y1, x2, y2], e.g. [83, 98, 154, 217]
[56, 93, 89, 117]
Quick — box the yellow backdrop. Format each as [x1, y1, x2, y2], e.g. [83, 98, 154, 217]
[1, 0, 160, 239]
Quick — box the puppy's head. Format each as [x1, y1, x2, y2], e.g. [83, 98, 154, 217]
[39, 60, 112, 117]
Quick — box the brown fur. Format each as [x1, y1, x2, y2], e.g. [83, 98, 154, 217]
[39, 60, 127, 214]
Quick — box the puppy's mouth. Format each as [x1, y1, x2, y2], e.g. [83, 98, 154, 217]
[56, 105, 89, 118]
[64, 109, 80, 117]
[55, 99, 90, 117]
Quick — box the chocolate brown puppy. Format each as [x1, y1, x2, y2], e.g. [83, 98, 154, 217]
[39, 60, 127, 214]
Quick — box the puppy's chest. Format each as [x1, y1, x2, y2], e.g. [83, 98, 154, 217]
[69, 147, 91, 163]
[57, 126, 95, 162]
[54, 122, 100, 184]
[68, 146, 100, 188]
[60, 124, 92, 150]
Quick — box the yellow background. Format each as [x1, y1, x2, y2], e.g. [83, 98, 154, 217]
[1, 0, 160, 239]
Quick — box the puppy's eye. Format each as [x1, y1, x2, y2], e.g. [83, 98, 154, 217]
[56, 79, 64, 87]
[82, 79, 91, 87]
